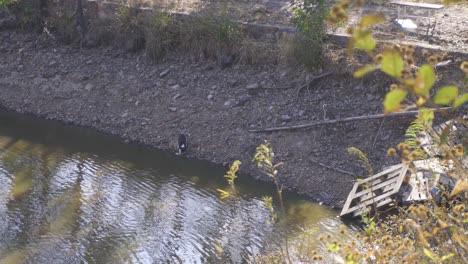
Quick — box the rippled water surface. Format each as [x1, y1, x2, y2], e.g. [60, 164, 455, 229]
[0, 110, 343, 263]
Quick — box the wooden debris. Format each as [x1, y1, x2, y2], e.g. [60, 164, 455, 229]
[417, 116, 467, 157]
[341, 117, 465, 218]
[249, 108, 451, 133]
[399, 171, 430, 204]
[340, 164, 408, 217]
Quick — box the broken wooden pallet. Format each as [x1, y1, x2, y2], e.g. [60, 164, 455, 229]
[399, 171, 430, 204]
[413, 158, 459, 189]
[340, 164, 408, 217]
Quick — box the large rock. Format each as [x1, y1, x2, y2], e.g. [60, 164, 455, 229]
[0, 7, 17, 29]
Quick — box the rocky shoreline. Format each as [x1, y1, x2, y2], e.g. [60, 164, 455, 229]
[2, 29, 456, 206]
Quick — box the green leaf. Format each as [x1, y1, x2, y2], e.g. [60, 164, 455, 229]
[354, 64, 378, 78]
[415, 65, 436, 96]
[384, 89, 407, 113]
[417, 108, 434, 128]
[453, 93, 468, 108]
[359, 14, 386, 28]
[423, 248, 436, 260]
[381, 51, 404, 78]
[354, 29, 376, 52]
[434, 86, 458, 105]
[326, 243, 340, 252]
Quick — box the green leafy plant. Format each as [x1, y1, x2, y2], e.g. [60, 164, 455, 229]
[0, 0, 15, 7]
[216, 160, 241, 200]
[291, 0, 327, 70]
[347, 147, 373, 176]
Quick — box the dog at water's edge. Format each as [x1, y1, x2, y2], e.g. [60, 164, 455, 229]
[176, 134, 187, 155]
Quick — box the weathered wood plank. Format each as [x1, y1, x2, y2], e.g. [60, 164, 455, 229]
[391, 1, 443, 9]
[340, 164, 408, 217]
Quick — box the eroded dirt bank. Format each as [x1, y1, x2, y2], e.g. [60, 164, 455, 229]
[2, 30, 463, 207]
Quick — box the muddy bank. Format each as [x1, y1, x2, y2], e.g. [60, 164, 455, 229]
[1, 30, 461, 206]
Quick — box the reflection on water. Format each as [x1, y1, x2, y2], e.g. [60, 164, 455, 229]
[0, 110, 343, 263]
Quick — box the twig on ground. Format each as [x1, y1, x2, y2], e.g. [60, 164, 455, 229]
[309, 157, 357, 177]
[372, 117, 386, 148]
[249, 108, 452, 133]
[295, 72, 332, 100]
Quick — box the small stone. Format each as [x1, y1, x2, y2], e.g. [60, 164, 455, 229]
[207, 94, 214, 100]
[246, 83, 259, 89]
[105, 103, 111, 107]
[160, 69, 171, 77]
[49, 61, 57, 67]
[84, 83, 94, 91]
[229, 79, 239, 87]
[121, 112, 128, 118]
[235, 95, 251, 107]
[135, 100, 140, 106]
[172, 93, 181, 100]
[367, 94, 374, 101]
[298, 110, 306, 117]
[224, 100, 232, 107]
[170, 84, 180, 89]
[280, 114, 292, 122]
[211, 85, 217, 90]
[168, 107, 177, 112]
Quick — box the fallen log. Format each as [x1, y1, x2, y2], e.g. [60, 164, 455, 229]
[249, 108, 452, 133]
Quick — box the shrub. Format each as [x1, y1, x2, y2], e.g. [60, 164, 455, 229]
[143, 10, 177, 61]
[291, 0, 327, 70]
[178, 13, 242, 61]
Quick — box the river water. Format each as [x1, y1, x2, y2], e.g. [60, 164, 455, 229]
[0, 110, 345, 263]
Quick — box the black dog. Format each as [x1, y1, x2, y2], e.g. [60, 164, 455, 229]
[177, 134, 187, 155]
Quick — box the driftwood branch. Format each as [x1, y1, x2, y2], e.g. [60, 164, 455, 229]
[309, 158, 357, 177]
[249, 108, 452, 133]
[295, 72, 332, 99]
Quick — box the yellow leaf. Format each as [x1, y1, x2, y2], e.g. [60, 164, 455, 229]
[414, 65, 436, 96]
[354, 64, 378, 78]
[423, 248, 435, 260]
[217, 189, 231, 199]
[450, 180, 468, 197]
[452, 234, 466, 249]
[404, 78, 415, 86]
[359, 14, 386, 28]
[442, 254, 455, 261]
[453, 93, 468, 108]
[434, 86, 458, 105]
[381, 51, 404, 78]
[384, 89, 407, 113]
[353, 29, 376, 52]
